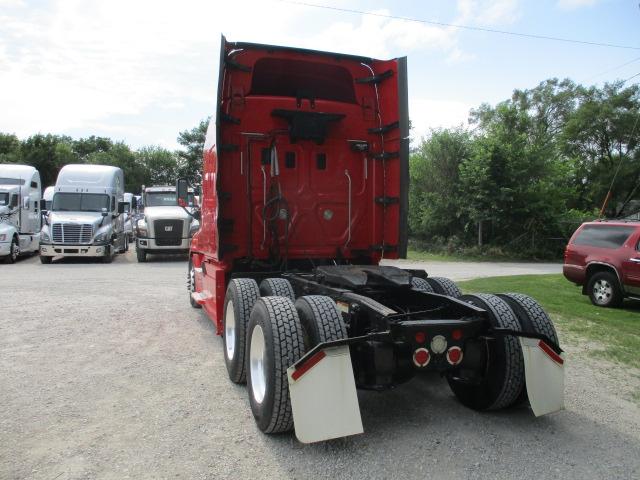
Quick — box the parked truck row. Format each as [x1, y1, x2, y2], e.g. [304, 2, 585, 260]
[0, 163, 200, 264]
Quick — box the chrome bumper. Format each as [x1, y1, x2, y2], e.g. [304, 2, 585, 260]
[40, 244, 109, 257]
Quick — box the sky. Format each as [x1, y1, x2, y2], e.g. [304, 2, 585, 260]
[0, 0, 638, 150]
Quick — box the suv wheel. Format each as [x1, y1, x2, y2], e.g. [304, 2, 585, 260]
[587, 271, 623, 308]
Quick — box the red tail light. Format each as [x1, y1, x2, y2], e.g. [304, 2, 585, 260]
[413, 348, 430, 367]
[414, 331, 426, 344]
[452, 329, 462, 341]
[446, 346, 463, 366]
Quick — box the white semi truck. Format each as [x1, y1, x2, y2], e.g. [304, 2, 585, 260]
[40, 164, 129, 264]
[0, 164, 42, 263]
[135, 185, 199, 262]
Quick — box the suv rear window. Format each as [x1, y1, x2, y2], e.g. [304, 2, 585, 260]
[573, 225, 636, 249]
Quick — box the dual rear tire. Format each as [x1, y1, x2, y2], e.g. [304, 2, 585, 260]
[447, 293, 559, 411]
[223, 277, 346, 434]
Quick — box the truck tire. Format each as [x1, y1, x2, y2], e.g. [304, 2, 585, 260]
[246, 296, 304, 433]
[40, 255, 52, 264]
[497, 293, 560, 407]
[426, 277, 462, 298]
[411, 277, 434, 293]
[497, 293, 558, 346]
[260, 278, 295, 301]
[5, 237, 19, 263]
[587, 271, 623, 308]
[447, 293, 525, 411]
[101, 246, 113, 264]
[295, 295, 347, 350]
[123, 235, 129, 253]
[223, 278, 260, 384]
[136, 247, 146, 263]
[188, 258, 202, 309]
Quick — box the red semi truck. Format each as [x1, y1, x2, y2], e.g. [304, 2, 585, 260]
[180, 36, 565, 443]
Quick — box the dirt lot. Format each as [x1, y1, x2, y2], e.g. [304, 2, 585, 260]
[1, 252, 639, 480]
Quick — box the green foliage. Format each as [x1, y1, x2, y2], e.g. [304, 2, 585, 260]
[177, 117, 209, 185]
[410, 78, 640, 258]
[137, 146, 179, 186]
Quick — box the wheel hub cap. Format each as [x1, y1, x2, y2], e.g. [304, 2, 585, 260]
[225, 301, 236, 360]
[250, 325, 266, 404]
[593, 279, 612, 304]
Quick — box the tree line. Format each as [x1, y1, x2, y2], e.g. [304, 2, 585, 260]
[0, 119, 209, 193]
[409, 78, 640, 258]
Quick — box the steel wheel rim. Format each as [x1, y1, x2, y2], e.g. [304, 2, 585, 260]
[189, 264, 196, 292]
[593, 279, 612, 305]
[225, 301, 236, 360]
[250, 325, 266, 404]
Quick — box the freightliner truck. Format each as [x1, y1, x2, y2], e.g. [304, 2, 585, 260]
[40, 164, 129, 263]
[0, 164, 42, 263]
[182, 37, 565, 443]
[135, 185, 199, 262]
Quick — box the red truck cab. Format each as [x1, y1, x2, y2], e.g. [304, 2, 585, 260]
[189, 36, 408, 330]
[563, 221, 640, 307]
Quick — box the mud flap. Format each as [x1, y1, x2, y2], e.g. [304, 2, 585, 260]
[520, 337, 565, 416]
[287, 345, 363, 443]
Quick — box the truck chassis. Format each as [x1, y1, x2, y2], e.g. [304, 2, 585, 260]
[189, 262, 564, 443]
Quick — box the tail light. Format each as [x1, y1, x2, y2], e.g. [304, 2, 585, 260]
[413, 348, 430, 367]
[446, 346, 463, 366]
[414, 331, 426, 344]
[430, 335, 447, 354]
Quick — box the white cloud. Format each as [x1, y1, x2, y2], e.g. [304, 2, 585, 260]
[0, 0, 480, 145]
[456, 0, 521, 25]
[409, 98, 473, 141]
[557, 0, 599, 10]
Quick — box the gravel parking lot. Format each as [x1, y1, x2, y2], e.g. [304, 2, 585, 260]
[2, 252, 639, 480]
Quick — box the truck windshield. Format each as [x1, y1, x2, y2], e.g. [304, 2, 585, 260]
[0, 192, 8, 206]
[145, 192, 195, 207]
[52, 193, 110, 212]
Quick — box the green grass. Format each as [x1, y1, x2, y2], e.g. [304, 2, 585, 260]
[457, 274, 640, 369]
[406, 248, 557, 263]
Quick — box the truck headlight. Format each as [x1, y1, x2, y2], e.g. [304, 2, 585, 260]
[94, 232, 108, 244]
[189, 220, 200, 237]
[136, 219, 148, 237]
[0, 234, 6, 241]
[41, 231, 50, 242]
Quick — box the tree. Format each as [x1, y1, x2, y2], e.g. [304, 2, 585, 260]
[562, 81, 640, 217]
[409, 128, 472, 243]
[20, 134, 77, 187]
[177, 117, 209, 185]
[0, 133, 22, 164]
[136, 146, 179, 187]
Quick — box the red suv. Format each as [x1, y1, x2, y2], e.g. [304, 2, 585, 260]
[563, 221, 640, 307]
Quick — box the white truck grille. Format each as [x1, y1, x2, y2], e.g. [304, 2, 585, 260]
[52, 223, 93, 244]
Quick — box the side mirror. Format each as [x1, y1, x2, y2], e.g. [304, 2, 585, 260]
[40, 199, 47, 211]
[117, 201, 129, 214]
[131, 197, 138, 209]
[23, 197, 30, 209]
[101, 207, 108, 217]
[176, 178, 189, 207]
[9, 195, 18, 208]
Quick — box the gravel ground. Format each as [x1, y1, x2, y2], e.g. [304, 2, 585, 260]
[1, 252, 639, 480]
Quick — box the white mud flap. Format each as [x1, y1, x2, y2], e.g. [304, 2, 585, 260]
[287, 345, 363, 443]
[520, 338, 565, 416]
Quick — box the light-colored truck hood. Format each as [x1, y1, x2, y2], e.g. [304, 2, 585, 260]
[143, 206, 191, 222]
[49, 211, 105, 227]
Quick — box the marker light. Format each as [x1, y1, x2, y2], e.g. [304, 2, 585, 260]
[414, 331, 426, 344]
[431, 335, 447, 354]
[413, 348, 430, 367]
[452, 329, 463, 341]
[446, 346, 463, 366]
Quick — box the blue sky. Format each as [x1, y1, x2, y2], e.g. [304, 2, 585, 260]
[0, 0, 638, 150]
